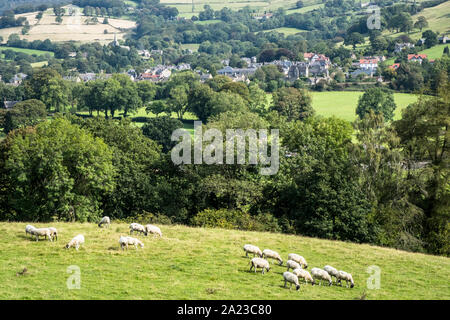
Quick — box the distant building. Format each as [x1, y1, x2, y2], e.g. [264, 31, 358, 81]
[388, 63, 400, 70]
[394, 43, 414, 53]
[10, 73, 28, 85]
[408, 54, 427, 64]
[3, 100, 19, 109]
[438, 36, 449, 44]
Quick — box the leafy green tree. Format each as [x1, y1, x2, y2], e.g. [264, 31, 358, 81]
[422, 30, 438, 48]
[0, 118, 116, 222]
[3, 99, 47, 134]
[142, 116, 183, 153]
[271, 87, 314, 121]
[344, 32, 364, 50]
[356, 88, 397, 121]
[414, 16, 428, 32]
[167, 85, 189, 120]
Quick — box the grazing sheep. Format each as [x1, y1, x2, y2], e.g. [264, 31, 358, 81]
[311, 268, 332, 286]
[25, 225, 36, 238]
[30, 228, 53, 242]
[288, 253, 308, 268]
[292, 268, 315, 286]
[243, 244, 262, 258]
[48, 227, 58, 241]
[324, 265, 339, 283]
[129, 223, 147, 236]
[283, 272, 300, 290]
[337, 270, 354, 288]
[145, 224, 162, 237]
[98, 216, 110, 228]
[249, 257, 270, 274]
[119, 236, 144, 250]
[286, 259, 301, 271]
[65, 234, 84, 250]
[262, 249, 283, 266]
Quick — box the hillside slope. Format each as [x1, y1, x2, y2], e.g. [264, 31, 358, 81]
[0, 222, 448, 300]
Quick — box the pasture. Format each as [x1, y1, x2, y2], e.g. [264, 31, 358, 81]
[262, 27, 307, 36]
[0, 222, 449, 299]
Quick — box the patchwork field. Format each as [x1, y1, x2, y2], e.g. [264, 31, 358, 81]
[262, 27, 307, 36]
[0, 222, 448, 299]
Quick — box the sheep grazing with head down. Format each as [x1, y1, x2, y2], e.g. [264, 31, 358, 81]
[249, 257, 270, 274]
[283, 272, 300, 291]
[311, 268, 332, 286]
[119, 236, 144, 250]
[262, 249, 283, 266]
[129, 223, 147, 236]
[145, 224, 162, 237]
[292, 268, 315, 286]
[65, 234, 84, 250]
[324, 265, 339, 283]
[30, 228, 53, 242]
[98, 216, 110, 228]
[286, 259, 301, 271]
[288, 253, 308, 268]
[337, 270, 354, 288]
[25, 225, 36, 238]
[243, 244, 262, 258]
[48, 227, 58, 241]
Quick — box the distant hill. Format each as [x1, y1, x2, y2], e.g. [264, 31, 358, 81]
[0, 0, 70, 14]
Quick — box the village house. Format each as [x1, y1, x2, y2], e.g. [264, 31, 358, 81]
[388, 63, 400, 70]
[10, 73, 28, 85]
[395, 43, 415, 53]
[438, 36, 449, 44]
[2, 100, 19, 109]
[408, 54, 427, 64]
[217, 66, 258, 77]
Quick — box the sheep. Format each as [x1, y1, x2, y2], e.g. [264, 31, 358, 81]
[324, 265, 339, 283]
[311, 267, 332, 286]
[243, 244, 262, 258]
[30, 228, 53, 242]
[129, 223, 147, 236]
[98, 216, 110, 228]
[25, 225, 36, 238]
[283, 272, 300, 290]
[145, 224, 162, 238]
[337, 270, 354, 288]
[292, 268, 315, 285]
[262, 249, 283, 266]
[119, 236, 144, 250]
[286, 259, 301, 271]
[65, 234, 84, 250]
[288, 253, 308, 268]
[249, 257, 270, 274]
[48, 227, 58, 241]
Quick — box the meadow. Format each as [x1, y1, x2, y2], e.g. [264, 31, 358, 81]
[0, 222, 448, 299]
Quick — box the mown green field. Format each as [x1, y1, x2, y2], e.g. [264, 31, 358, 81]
[0, 46, 54, 57]
[0, 222, 448, 299]
[311, 91, 419, 121]
[263, 27, 307, 36]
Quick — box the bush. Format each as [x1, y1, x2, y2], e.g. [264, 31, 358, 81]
[129, 211, 173, 225]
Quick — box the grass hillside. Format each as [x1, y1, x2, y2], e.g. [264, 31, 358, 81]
[0, 222, 449, 300]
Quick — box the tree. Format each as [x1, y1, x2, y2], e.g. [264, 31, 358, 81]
[0, 118, 116, 222]
[55, 16, 63, 24]
[167, 85, 189, 120]
[344, 32, 364, 50]
[296, 1, 304, 8]
[422, 30, 438, 48]
[356, 88, 397, 121]
[271, 87, 314, 121]
[414, 16, 428, 32]
[142, 116, 183, 153]
[3, 99, 47, 134]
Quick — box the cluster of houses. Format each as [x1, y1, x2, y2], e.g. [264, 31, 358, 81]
[388, 53, 430, 71]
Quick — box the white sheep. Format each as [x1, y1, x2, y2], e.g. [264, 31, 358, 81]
[262, 249, 283, 265]
[119, 236, 144, 250]
[65, 234, 85, 250]
[145, 224, 162, 237]
[292, 268, 315, 285]
[286, 259, 301, 271]
[288, 253, 308, 268]
[243, 244, 262, 258]
[337, 270, 354, 288]
[98, 216, 111, 228]
[129, 223, 147, 236]
[283, 272, 301, 290]
[25, 225, 36, 238]
[324, 265, 339, 283]
[249, 257, 270, 274]
[48, 227, 58, 241]
[30, 228, 53, 242]
[311, 267, 332, 286]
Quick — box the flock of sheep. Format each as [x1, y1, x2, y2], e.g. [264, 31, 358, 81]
[243, 244, 354, 291]
[24, 217, 162, 251]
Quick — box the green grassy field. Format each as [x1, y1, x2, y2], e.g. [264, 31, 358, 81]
[262, 27, 307, 36]
[0, 46, 54, 57]
[0, 222, 448, 299]
[311, 91, 419, 121]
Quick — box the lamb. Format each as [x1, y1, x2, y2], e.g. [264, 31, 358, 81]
[25, 225, 36, 238]
[98, 216, 110, 228]
[243, 244, 262, 258]
[249, 257, 270, 274]
[283, 272, 300, 290]
[129, 223, 147, 236]
[288, 253, 308, 268]
[119, 236, 144, 250]
[65, 234, 84, 250]
[337, 270, 354, 288]
[311, 267, 332, 286]
[262, 249, 283, 265]
[324, 265, 339, 283]
[292, 268, 315, 285]
[145, 224, 162, 237]
[48, 227, 58, 241]
[286, 259, 301, 271]
[30, 228, 53, 242]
